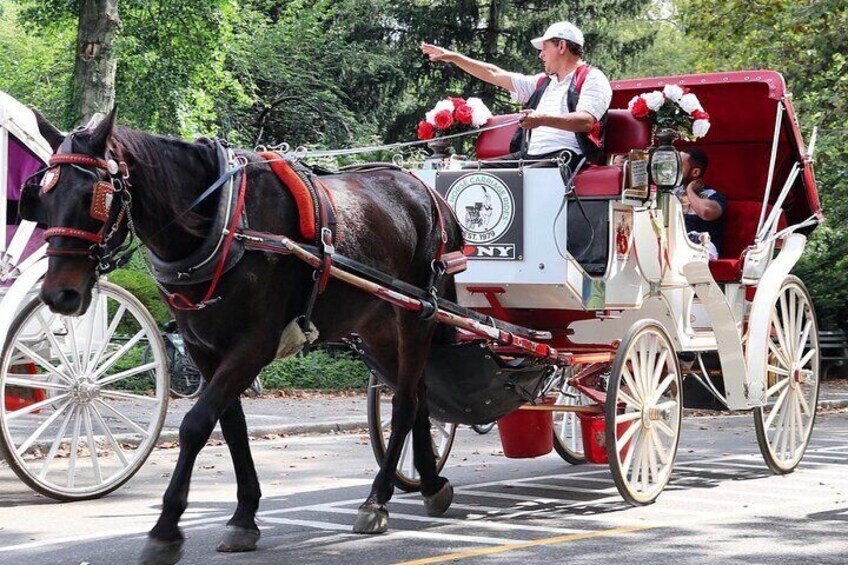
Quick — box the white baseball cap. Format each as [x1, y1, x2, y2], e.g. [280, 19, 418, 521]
[530, 21, 584, 49]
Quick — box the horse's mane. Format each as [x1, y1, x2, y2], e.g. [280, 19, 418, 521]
[111, 127, 218, 236]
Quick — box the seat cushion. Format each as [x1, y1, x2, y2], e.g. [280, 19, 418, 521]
[475, 114, 521, 160]
[708, 258, 743, 282]
[573, 166, 621, 197]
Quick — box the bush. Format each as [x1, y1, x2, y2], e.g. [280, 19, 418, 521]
[259, 349, 370, 390]
[107, 265, 171, 326]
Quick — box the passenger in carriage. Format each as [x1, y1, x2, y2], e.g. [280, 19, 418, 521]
[674, 148, 726, 260]
[421, 21, 612, 168]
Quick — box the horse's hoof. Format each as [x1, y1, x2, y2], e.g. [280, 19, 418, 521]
[216, 525, 261, 552]
[424, 479, 454, 517]
[352, 503, 389, 534]
[138, 537, 183, 565]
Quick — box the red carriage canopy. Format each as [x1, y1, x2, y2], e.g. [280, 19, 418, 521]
[611, 71, 820, 228]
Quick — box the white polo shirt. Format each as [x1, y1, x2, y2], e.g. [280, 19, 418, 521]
[509, 65, 612, 156]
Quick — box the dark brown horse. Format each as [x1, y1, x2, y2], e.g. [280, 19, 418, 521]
[25, 110, 461, 564]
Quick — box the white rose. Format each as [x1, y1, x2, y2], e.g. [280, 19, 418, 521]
[466, 97, 493, 127]
[425, 108, 438, 126]
[663, 84, 684, 102]
[642, 90, 665, 111]
[679, 93, 703, 114]
[434, 99, 455, 114]
[692, 119, 711, 138]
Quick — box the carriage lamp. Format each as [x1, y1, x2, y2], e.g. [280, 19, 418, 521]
[650, 128, 682, 190]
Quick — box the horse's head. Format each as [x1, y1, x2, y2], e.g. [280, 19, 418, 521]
[21, 108, 130, 316]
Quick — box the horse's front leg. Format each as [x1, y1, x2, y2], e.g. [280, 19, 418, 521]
[140, 355, 265, 564]
[354, 318, 434, 534]
[216, 397, 262, 553]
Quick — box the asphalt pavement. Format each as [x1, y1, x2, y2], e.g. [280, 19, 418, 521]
[159, 379, 848, 442]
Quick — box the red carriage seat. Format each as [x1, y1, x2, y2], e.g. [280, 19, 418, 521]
[708, 201, 787, 282]
[474, 109, 650, 198]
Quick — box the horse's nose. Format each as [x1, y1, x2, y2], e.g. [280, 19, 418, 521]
[41, 287, 82, 315]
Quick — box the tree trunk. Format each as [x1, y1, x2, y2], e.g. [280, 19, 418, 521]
[72, 0, 122, 123]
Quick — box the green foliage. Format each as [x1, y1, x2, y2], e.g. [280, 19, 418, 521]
[107, 254, 171, 327]
[679, 0, 848, 330]
[259, 350, 371, 390]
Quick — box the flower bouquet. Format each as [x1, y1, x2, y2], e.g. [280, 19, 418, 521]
[628, 84, 711, 141]
[417, 97, 493, 155]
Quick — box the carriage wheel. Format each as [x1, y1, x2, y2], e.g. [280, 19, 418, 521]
[606, 320, 682, 506]
[366, 373, 456, 492]
[0, 282, 169, 501]
[552, 383, 586, 464]
[754, 276, 820, 474]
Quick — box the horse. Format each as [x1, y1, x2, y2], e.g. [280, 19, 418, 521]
[24, 109, 462, 564]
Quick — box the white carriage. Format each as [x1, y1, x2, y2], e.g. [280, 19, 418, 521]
[0, 93, 170, 500]
[368, 71, 822, 504]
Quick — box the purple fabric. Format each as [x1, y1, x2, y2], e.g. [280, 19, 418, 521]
[7, 135, 46, 201]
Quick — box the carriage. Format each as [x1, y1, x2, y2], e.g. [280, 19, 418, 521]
[367, 70, 822, 504]
[0, 93, 170, 500]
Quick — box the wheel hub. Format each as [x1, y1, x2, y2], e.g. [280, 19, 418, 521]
[72, 378, 100, 403]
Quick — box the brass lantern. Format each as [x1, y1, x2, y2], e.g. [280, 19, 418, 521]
[650, 128, 682, 190]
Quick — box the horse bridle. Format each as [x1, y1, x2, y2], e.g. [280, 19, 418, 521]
[28, 146, 136, 273]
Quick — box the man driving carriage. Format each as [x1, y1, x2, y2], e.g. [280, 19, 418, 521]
[674, 148, 726, 260]
[421, 21, 612, 166]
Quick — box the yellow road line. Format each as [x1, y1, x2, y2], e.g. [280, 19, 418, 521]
[396, 525, 655, 565]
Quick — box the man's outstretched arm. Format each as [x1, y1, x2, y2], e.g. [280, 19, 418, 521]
[421, 43, 515, 91]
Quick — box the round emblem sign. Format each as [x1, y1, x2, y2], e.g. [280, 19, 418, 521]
[445, 173, 514, 244]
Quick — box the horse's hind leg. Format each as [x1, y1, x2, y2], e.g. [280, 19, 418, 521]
[354, 316, 436, 534]
[411, 381, 453, 517]
[216, 397, 262, 552]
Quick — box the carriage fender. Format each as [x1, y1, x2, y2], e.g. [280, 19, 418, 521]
[0, 258, 47, 349]
[744, 234, 807, 407]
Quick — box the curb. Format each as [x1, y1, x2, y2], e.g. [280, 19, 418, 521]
[156, 421, 368, 445]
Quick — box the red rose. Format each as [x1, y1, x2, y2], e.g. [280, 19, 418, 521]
[434, 109, 454, 130]
[455, 104, 474, 125]
[692, 109, 710, 121]
[448, 96, 466, 106]
[630, 97, 649, 119]
[417, 120, 435, 140]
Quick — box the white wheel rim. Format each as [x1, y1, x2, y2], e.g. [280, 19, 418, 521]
[0, 283, 168, 498]
[612, 327, 681, 503]
[376, 386, 455, 483]
[759, 282, 818, 469]
[553, 385, 584, 458]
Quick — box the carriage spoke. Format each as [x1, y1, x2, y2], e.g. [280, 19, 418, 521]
[787, 292, 797, 357]
[431, 420, 451, 441]
[621, 366, 643, 403]
[35, 310, 75, 379]
[94, 399, 150, 437]
[647, 431, 659, 487]
[655, 420, 676, 439]
[67, 407, 83, 488]
[40, 405, 77, 480]
[770, 312, 792, 367]
[96, 361, 158, 388]
[87, 305, 126, 376]
[637, 341, 650, 399]
[651, 428, 670, 465]
[651, 372, 677, 404]
[796, 386, 812, 417]
[65, 317, 83, 376]
[617, 389, 641, 410]
[90, 402, 130, 468]
[768, 339, 792, 371]
[767, 364, 790, 378]
[616, 411, 643, 424]
[765, 385, 790, 430]
[83, 291, 102, 374]
[91, 329, 146, 381]
[4, 377, 70, 392]
[13, 342, 72, 385]
[83, 406, 103, 485]
[797, 347, 817, 369]
[5, 393, 71, 421]
[100, 389, 160, 403]
[621, 426, 642, 477]
[15, 399, 73, 456]
[616, 418, 641, 453]
[796, 319, 812, 362]
[649, 349, 668, 393]
[766, 377, 790, 399]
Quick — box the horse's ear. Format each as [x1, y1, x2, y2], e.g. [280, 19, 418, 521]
[31, 108, 65, 152]
[89, 106, 117, 152]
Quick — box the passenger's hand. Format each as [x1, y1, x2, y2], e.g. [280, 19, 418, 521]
[519, 109, 547, 130]
[421, 43, 456, 63]
[687, 178, 705, 195]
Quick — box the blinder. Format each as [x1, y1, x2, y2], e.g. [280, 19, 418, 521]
[18, 178, 48, 224]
